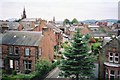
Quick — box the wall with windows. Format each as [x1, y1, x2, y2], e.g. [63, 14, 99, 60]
[99, 38, 120, 79]
[105, 66, 120, 80]
[2, 45, 39, 73]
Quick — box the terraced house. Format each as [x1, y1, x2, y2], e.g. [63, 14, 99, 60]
[99, 35, 120, 80]
[1, 31, 54, 73]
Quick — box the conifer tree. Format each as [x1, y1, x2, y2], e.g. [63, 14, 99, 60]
[59, 29, 95, 80]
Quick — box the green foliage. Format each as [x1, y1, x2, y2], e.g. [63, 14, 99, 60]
[71, 18, 79, 24]
[59, 28, 95, 80]
[91, 42, 101, 50]
[52, 60, 61, 69]
[35, 59, 52, 77]
[91, 42, 101, 55]
[12, 70, 17, 75]
[61, 41, 69, 49]
[2, 76, 16, 80]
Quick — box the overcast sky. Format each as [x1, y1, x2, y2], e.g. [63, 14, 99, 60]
[0, 0, 120, 21]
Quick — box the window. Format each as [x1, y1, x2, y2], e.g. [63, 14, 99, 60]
[118, 71, 120, 79]
[109, 52, 119, 63]
[0, 46, 2, 54]
[15, 60, 19, 70]
[8, 46, 12, 54]
[25, 48, 30, 56]
[109, 52, 113, 62]
[14, 47, 19, 55]
[105, 69, 108, 78]
[110, 70, 115, 80]
[114, 53, 119, 63]
[10, 60, 13, 68]
[23, 60, 32, 70]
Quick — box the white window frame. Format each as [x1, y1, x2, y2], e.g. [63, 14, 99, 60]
[15, 60, 19, 70]
[39, 48, 41, 56]
[109, 52, 113, 62]
[25, 48, 30, 56]
[105, 69, 108, 78]
[10, 60, 13, 68]
[0, 46, 2, 54]
[8, 46, 12, 54]
[117, 71, 120, 79]
[110, 70, 115, 80]
[24, 60, 32, 70]
[114, 53, 119, 63]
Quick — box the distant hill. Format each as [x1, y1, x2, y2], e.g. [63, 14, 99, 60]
[7, 18, 19, 22]
[81, 19, 118, 24]
[81, 19, 98, 24]
[100, 19, 118, 23]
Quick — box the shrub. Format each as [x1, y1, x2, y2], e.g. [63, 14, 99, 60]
[12, 70, 17, 75]
[35, 59, 52, 77]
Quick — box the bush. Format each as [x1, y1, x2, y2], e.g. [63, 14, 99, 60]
[12, 70, 17, 75]
[52, 60, 60, 69]
[35, 59, 52, 77]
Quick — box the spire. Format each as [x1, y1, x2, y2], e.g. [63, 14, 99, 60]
[21, 7, 26, 19]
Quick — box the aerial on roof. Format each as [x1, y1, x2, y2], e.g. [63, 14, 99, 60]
[1, 31, 43, 46]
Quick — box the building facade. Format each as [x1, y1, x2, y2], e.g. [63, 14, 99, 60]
[1, 31, 54, 73]
[99, 36, 120, 80]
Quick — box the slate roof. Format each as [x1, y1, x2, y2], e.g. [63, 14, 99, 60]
[102, 36, 120, 47]
[1, 31, 43, 46]
[0, 21, 20, 30]
[20, 22, 33, 31]
[46, 23, 62, 33]
[21, 18, 41, 22]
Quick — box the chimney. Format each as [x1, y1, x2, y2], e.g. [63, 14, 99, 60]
[42, 27, 48, 35]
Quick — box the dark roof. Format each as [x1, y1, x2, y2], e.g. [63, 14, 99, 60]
[1, 31, 43, 46]
[20, 22, 33, 31]
[102, 36, 120, 47]
[20, 18, 41, 22]
[46, 23, 62, 33]
[0, 21, 20, 30]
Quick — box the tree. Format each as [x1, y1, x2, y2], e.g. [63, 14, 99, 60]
[71, 18, 79, 24]
[63, 19, 71, 25]
[59, 29, 95, 80]
[35, 59, 52, 77]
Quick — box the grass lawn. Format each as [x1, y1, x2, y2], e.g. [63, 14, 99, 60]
[2, 72, 36, 80]
[12, 73, 36, 79]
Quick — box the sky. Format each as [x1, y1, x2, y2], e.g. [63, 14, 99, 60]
[0, 0, 120, 21]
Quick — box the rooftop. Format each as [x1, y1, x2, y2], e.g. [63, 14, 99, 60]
[1, 31, 43, 46]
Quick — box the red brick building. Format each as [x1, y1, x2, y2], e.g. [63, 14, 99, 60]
[99, 36, 120, 80]
[2, 31, 54, 73]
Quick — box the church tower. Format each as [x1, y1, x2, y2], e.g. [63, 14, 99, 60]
[21, 7, 26, 19]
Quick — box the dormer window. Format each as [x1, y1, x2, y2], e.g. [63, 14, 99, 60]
[109, 52, 113, 62]
[109, 52, 119, 63]
[114, 53, 119, 63]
